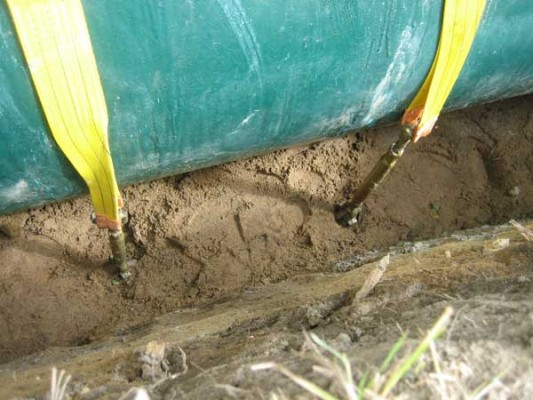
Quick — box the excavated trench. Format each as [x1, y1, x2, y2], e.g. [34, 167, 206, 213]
[0, 96, 533, 398]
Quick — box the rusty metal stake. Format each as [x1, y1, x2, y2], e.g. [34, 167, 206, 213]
[334, 125, 413, 227]
[109, 229, 129, 279]
[91, 209, 130, 279]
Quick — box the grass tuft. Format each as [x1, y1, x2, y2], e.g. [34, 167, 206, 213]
[251, 307, 510, 400]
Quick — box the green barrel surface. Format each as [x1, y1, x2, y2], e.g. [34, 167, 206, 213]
[1, 0, 533, 214]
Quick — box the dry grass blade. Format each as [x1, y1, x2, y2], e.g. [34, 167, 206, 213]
[509, 219, 533, 241]
[251, 362, 339, 400]
[355, 254, 390, 302]
[429, 339, 448, 399]
[48, 368, 71, 400]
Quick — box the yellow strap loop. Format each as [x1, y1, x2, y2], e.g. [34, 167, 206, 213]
[403, 0, 487, 142]
[8, 0, 123, 230]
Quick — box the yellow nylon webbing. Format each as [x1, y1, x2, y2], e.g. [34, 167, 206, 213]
[402, 0, 487, 142]
[8, 0, 123, 230]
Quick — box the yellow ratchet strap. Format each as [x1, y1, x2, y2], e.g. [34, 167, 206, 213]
[402, 0, 487, 142]
[8, 0, 123, 230]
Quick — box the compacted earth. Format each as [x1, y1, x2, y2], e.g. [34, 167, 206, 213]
[0, 95, 532, 399]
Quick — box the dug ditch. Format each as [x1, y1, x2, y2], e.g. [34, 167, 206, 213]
[0, 96, 532, 397]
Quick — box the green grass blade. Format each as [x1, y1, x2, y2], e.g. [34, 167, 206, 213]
[380, 334, 407, 372]
[357, 371, 369, 400]
[310, 332, 346, 361]
[380, 307, 454, 397]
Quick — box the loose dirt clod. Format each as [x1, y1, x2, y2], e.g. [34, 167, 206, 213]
[138, 341, 167, 381]
[136, 341, 188, 384]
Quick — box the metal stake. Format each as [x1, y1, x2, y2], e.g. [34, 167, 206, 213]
[91, 209, 130, 279]
[334, 125, 413, 227]
[109, 229, 129, 279]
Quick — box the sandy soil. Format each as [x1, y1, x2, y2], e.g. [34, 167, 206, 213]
[1, 222, 532, 399]
[0, 95, 532, 398]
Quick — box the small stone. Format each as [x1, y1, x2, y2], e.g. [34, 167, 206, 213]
[508, 186, 520, 197]
[445, 250, 452, 259]
[331, 332, 353, 352]
[335, 332, 352, 345]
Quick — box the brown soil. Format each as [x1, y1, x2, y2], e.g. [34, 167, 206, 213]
[0, 96, 532, 396]
[1, 222, 532, 399]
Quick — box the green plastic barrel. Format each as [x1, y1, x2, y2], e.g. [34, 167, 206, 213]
[1, 0, 533, 214]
